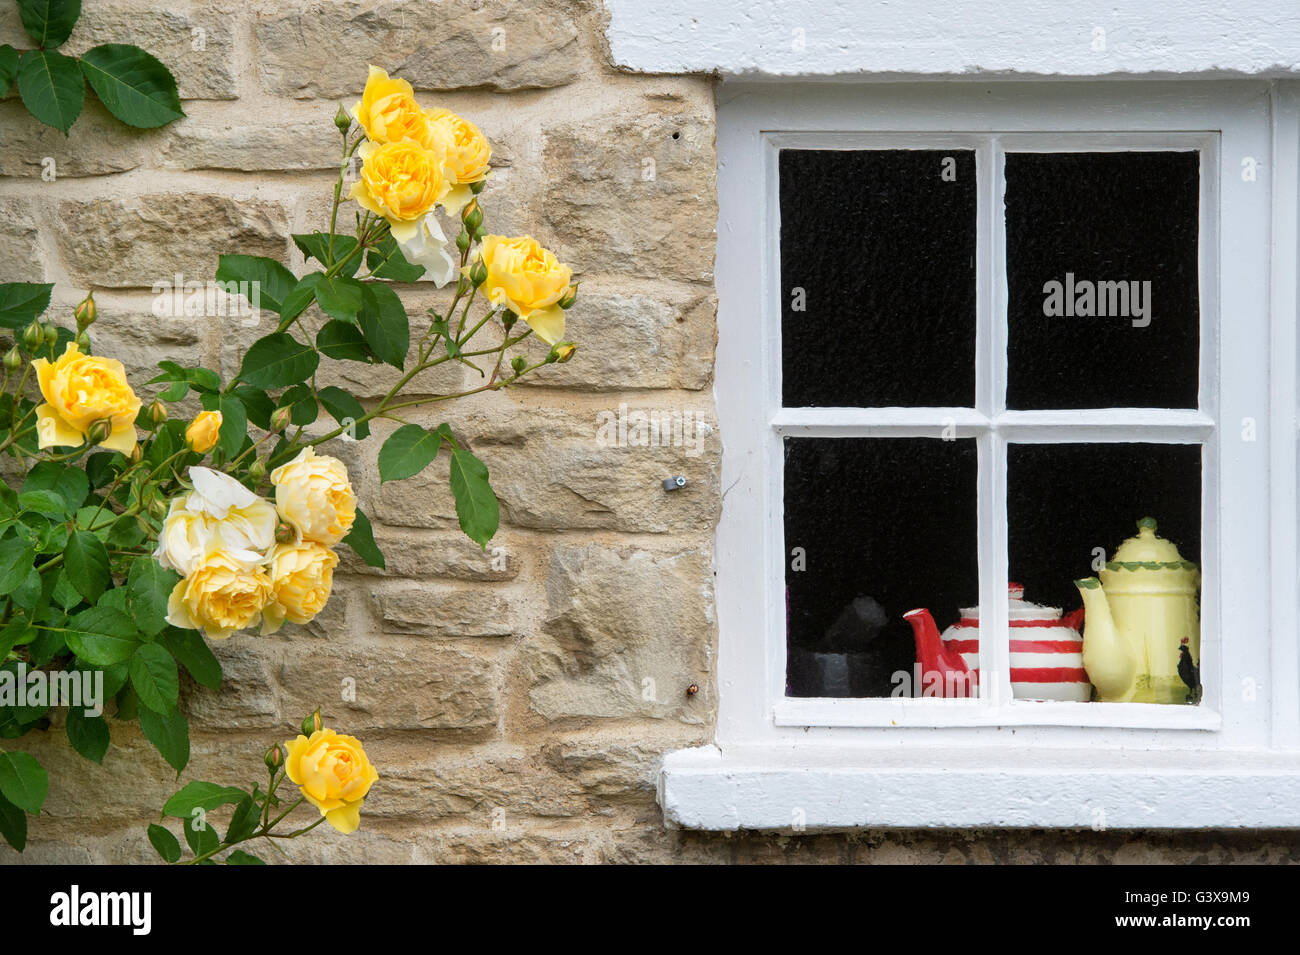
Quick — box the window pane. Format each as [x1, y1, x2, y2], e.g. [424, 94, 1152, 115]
[780, 149, 977, 408]
[784, 436, 978, 698]
[1004, 151, 1200, 410]
[1007, 442, 1202, 704]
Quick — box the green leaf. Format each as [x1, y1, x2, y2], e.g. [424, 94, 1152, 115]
[0, 750, 47, 814]
[293, 233, 361, 277]
[0, 619, 35, 659]
[159, 627, 221, 690]
[225, 796, 259, 843]
[127, 558, 180, 637]
[183, 809, 218, 858]
[449, 448, 499, 549]
[239, 332, 319, 389]
[162, 780, 246, 818]
[0, 791, 26, 851]
[226, 849, 266, 865]
[64, 530, 109, 603]
[129, 643, 179, 714]
[317, 320, 373, 362]
[366, 235, 426, 282]
[16, 49, 83, 135]
[17, 0, 81, 48]
[378, 424, 444, 483]
[65, 707, 110, 764]
[139, 705, 189, 774]
[0, 538, 36, 597]
[65, 605, 139, 666]
[78, 43, 183, 129]
[215, 255, 297, 318]
[342, 508, 385, 569]
[317, 386, 370, 440]
[232, 386, 275, 431]
[17, 489, 69, 516]
[0, 45, 18, 93]
[147, 823, 181, 863]
[0, 282, 53, 329]
[314, 274, 366, 323]
[358, 282, 409, 369]
[23, 461, 88, 513]
[277, 383, 317, 426]
[278, 273, 319, 328]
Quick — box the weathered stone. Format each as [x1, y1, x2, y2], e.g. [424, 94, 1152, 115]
[372, 583, 513, 637]
[540, 739, 663, 798]
[56, 194, 290, 288]
[0, 198, 44, 282]
[276, 643, 500, 731]
[181, 640, 279, 730]
[255, 0, 584, 97]
[82, 296, 204, 386]
[517, 283, 716, 391]
[372, 746, 585, 820]
[0, 2, 240, 100]
[525, 543, 714, 722]
[338, 529, 521, 580]
[160, 116, 340, 171]
[419, 829, 603, 865]
[0, 100, 153, 178]
[544, 99, 716, 284]
[444, 400, 721, 534]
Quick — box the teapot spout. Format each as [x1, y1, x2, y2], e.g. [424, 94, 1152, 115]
[1074, 578, 1137, 702]
[903, 608, 974, 698]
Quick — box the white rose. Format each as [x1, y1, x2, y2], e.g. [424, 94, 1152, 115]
[154, 467, 277, 575]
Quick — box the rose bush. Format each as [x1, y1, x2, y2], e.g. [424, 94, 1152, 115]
[0, 65, 579, 861]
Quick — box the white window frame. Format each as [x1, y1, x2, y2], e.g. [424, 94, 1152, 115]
[661, 80, 1300, 830]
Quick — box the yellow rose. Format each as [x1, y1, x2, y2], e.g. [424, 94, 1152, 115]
[262, 541, 339, 633]
[283, 727, 379, 835]
[154, 467, 277, 576]
[33, 342, 141, 453]
[475, 235, 574, 345]
[166, 550, 273, 640]
[270, 447, 356, 546]
[185, 410, 222, 453]
[349, 140, 449, 243]
[427, 107, 491, 215]
[351, 65, 441, 150]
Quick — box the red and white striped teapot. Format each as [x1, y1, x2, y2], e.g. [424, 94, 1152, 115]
[903, 584, 1091, 701]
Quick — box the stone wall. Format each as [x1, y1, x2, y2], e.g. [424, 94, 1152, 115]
[1, 0, 1295, 864]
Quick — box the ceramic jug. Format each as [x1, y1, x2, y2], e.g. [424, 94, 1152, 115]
[1073, 518, 1201, 704]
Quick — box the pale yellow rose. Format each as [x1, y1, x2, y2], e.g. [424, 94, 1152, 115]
[474, 235, 574, 345]
[351, 65, 441, 150]
[166, 550, 273, 640]
[283, 727, 379, 835]
[185, 410, 222, 453]
[33, 342, 141, 453]
[427, 107, 491, 215]
[349, 140, 449, 243]
[271, 447, 356, 546]
[261, 541, 339, 633]
[154, 467, 277, 576]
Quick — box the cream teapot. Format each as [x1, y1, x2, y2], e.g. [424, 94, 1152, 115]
[1073, 518, 1201, 704]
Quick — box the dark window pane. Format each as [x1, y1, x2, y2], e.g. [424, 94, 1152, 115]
[784, 436, 978, 697]
[780, 149, 977, 408]
[1005, 151, 1200, 409]
[1008, 442, 1202, 704]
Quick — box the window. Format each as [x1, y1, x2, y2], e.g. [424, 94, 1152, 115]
[776, 133, 1215, 727]
[662, 82, 1300, 830]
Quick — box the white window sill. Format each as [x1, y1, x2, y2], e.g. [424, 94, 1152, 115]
[659, 745, 1300, 830]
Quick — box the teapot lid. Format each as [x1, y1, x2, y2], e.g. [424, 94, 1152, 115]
[1108, 517, 1198, 571]
[961, 583, 1062, 621]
